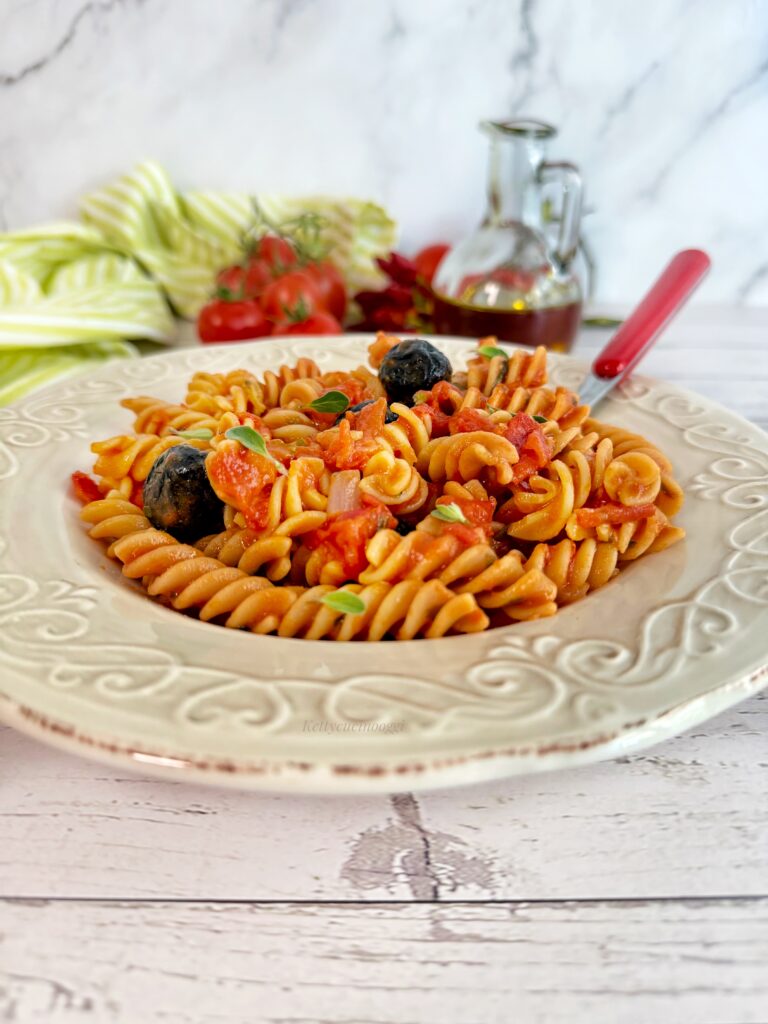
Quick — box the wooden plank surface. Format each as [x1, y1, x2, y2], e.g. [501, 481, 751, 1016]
[1, 899, 766, 1024]
[2, 689, 765, 901]
[2, 308, 767, 1022]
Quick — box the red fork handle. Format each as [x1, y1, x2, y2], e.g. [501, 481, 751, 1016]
[593, 249, 711, 379]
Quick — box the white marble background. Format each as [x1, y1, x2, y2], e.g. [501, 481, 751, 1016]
[0, 0, 766, 305]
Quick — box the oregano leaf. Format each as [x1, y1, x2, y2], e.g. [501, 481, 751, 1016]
[225, 426, 287, 474]
[430, 502, 469, 525]
[170, 428, 214, 441]
[309, 390, 350, 414]
[320, 590, 366, 615]
[478, 344, 507, 359]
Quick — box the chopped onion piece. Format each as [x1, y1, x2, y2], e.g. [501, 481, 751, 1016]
[327, 470, 362, 514]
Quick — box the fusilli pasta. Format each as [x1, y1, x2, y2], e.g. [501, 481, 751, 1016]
[74, 333, 686, 640]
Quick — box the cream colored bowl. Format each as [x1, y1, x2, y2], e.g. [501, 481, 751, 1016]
[1, 336, 766, 792]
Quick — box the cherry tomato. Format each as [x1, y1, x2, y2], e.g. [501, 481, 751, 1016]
[256, 235, 297, 272]
[244, 258, 273, 298]
[413, 243, 450, 285]
[215, 265, 246, 296]
[197, 299, 271, 343]
[271, 311, 342, 336]
[303, 261, 347, 320]
[260, 271, 323, 323]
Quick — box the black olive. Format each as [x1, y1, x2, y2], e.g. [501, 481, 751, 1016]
[378, 339, 452, 406]
[143, 444, 224, 541]
[336, 399, 398, 424]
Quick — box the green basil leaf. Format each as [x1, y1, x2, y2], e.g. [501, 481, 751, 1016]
[478, 345, 508, 359]
[320, 590, 366, 615]
[225, 425, 287, 475]
[225, 425, 269, 456]
[430, 502, 469, 525]
[309, 390, 350, 414]
[170, 428, 214, 441]
[533, 414, 548, 423]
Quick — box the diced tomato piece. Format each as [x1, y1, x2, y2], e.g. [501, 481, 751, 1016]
[71, 471, 101, 504]
[349, 396, 387, 436]
[448, 408, 496, 435]
[305, 502, 396, 578]
[308, 378, 371, 428]
[410, 380, 464, 437]
[575, 502, 657, 529]
[443, 522, 488, 546]
[206, 445, 277, 529]
[435, 494, 495, 536]
[412, 401, 451, 436]
[502, 413, 538, 448]
[317, 418, 382, 472]
[502, 414, 550, 485]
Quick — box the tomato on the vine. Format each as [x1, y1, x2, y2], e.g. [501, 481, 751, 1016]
[244, 257, 273, 297]
[271, 311, 342, 335]
[216, 265, 246, 295]
[260, 270, 323, 323]
[303, 260, 347, 321]
[255, 235, 297, 272]
[197, 299, 271, 343]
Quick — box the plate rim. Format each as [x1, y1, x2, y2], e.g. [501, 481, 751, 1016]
[1, 333, 767, 792]
[1, 658, 765, 793]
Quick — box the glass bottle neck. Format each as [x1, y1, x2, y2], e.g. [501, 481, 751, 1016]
[484, 135, 547, 228]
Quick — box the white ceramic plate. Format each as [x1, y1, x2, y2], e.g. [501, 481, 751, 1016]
[1, 335, 767, 793]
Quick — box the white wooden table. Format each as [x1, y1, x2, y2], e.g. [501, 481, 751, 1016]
[1, 307, 767, 1023]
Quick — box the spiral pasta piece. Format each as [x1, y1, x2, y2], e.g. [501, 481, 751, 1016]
[584, 418, 673, 474]
[260, 408, 318, 443]
[506, 460, 575, 541]
[185, 369, 266, 417]
[565, 504, 675, 560]
[359, 451, 429, 513]
[466, 343, 548, 393]
[120, 397, 220, 437]
[418, 431, 520, 486]
[381, 403, 433, 462]
[525, 538, 618, 603]
[90, 434, 209, 498]
[489, 384, 589, 431]
[261, 359, 322, 409]
[358, 529, 494, 586]
[603, 452, 662, 507]
[80, 494, 151, 557]
[452, 550, 558, 621]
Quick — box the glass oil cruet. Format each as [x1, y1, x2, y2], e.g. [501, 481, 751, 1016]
[432, 119, 584, 350]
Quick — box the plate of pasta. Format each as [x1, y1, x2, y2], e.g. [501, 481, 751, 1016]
[1, 333, 767, 792]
